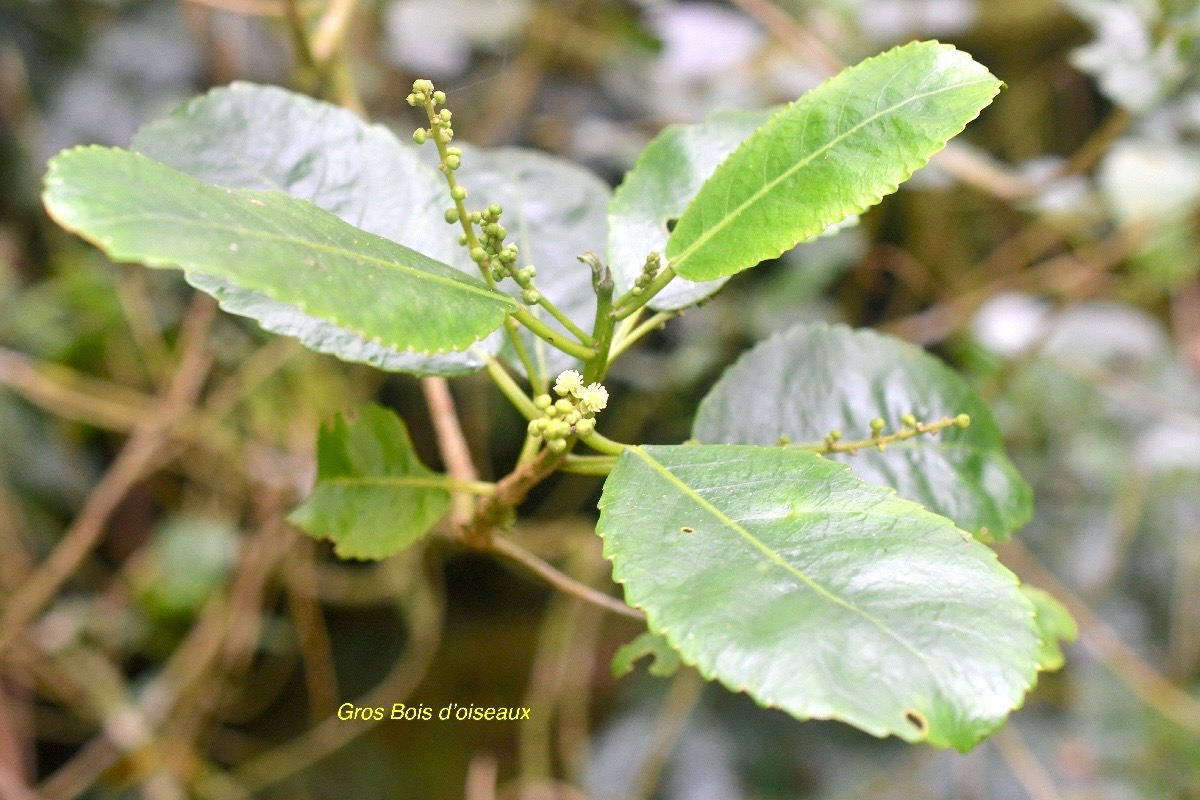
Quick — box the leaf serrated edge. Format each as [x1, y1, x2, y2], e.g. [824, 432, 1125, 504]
[666, 41, 1002, 281]
[41, 146, 517, 356]
[595, 443, 1040, 750]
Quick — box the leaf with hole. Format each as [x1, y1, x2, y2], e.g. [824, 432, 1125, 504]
[665, 40, 1002, 281]
[693, 323, 1032, 540]
[42, 147, 517, 357]
[597, 444, 1040, 751]
[288, 404, 450, 560]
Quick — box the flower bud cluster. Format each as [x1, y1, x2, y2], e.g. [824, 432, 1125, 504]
[629, 252, 662, 297]
[526, 370, 609, 453]
[408, 80, 454, 147]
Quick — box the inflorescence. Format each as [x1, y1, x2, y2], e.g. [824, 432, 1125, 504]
[527, 370, 609, 453]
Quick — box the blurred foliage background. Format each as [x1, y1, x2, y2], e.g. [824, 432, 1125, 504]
[2, 0, 1200, 797]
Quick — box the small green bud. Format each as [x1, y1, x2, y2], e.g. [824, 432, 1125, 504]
[439, 128, 453, 142]
[489, 203, 502, 217]
[527, 419, 543, 437]
[432, 90, 446, 104]
[534, 394, 552, 410]
[870, 418, 885, 434]
[445, 154, 461, 170]
[447, 146, 462, 157]
[828, 429, 842, 441]
[451, 186, 467, 200]
[498, 250, 517, 265]
[523, 265, 536, 277]
[490, 267, 505, 281]
[631, 286, 644, 296]
[413, 128, 428, 144]
[438, 109, 451, 122]
[547, 438, 568, 453]
[547, 420, 571, 439]
[574, 417, 595, 435]
[901, 413, 917, 428]
[563, 411, 580, 426]
[469, 211, 482, 223]
[470, 247, 487, 263]
[458, 233, 468, 245]
[955, 413, 971, 428]
[516, 267, 535, 283]
[444, 208, 460, 223]
[406, 93, 419, 106]
[545, 404, 559, 417]
[555, 398, 574, 414]
[413, 79, 435, 94]
[521, 288, 540, 305]
[492, 225, 507, 240]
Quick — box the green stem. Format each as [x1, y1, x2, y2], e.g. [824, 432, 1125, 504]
[582, 255, 616, 383]
[578, 430, 628, 456]
[325, 475, 496, 495]
[607, 311, 680, 363]
[790, 414, 971, 455]
[614, 265, 676, 320]
[560, 454, 618, 476]
[505, 318, 546, 395]
[533, 299, 594, 347]
[479, 351, 540, 421]
[513, 308, 596, 361]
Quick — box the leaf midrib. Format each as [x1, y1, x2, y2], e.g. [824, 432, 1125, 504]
[669, 76, 996, 273]
[323, 476, 449, 491]
[629, 446, 939, 679]
[76, 210, 513, 306]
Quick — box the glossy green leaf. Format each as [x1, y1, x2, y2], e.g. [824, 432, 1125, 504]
[43, 147, 517, 356]
[288, 404, 450, 560]
[131, 83, 499, 375]
[597, 444, 1040, 751]
[1022, 586, 1077, 672]
[611, 631, 681, 679]
[453, 146, 610, 378]
[608, 109, 773, 310]
[665, 41, 1002, 281]
[693, 323, 1032, 540]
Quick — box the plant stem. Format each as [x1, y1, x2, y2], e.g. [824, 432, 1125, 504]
[790, 414, 970, 455]
[532, 298, 594, 347]
[614, 265, 676, 320]
[582, 254, 615, 383]
[578, 430, 628, 456]
[479, 350, 540, 420]
[490, 536, 644, 621]
[513, 307, 596, 361]
[505, 318, 547, 395]
[607, 310, 680, 362]
[420, 376, 483, 529]
[560, 455, 617, 475]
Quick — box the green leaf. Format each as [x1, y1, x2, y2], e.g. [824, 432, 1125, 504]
[608, 109, 773, 311]
[288, 404, 450, 560]
[693, 323, 1032, 540]
[453, 146, 610, 377]
[611, 631, 681, 679]
[597, 444, 1040, 751]
[43, 147, 517, 356]
[130, 83, 498, 375]
[1022, 586, 1077, 672]
[665, 40, 1002, 282]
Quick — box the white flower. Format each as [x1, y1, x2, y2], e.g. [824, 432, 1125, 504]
[579, 382, 609, 414]
[554, 369, 585, 398]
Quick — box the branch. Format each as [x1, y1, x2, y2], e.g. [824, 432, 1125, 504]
[421, 377, 481, 531]
[490, 537, 644, 621]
